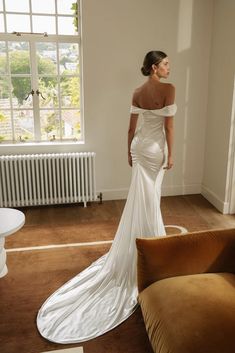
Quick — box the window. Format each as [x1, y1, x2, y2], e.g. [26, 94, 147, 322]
[0, 0, 82, 144]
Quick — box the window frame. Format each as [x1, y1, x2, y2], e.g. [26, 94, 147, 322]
[0, 0, 84, 146]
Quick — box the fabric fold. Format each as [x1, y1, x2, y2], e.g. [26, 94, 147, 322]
[37, 104, 177, 344]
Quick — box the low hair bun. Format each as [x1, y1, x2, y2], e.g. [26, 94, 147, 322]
[141, 50, 167, 77]
[141, 66, 149, 76]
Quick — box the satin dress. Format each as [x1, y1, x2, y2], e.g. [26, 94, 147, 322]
[37, 103, 177, 344]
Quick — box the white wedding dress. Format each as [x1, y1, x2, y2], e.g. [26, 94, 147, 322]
[37, 103, 177, 344]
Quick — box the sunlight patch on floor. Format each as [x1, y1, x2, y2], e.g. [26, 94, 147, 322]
[6, 240, 113, 252]
[41, 346, 83, 353]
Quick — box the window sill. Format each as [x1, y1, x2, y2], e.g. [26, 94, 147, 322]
[0, 140, 85, 148]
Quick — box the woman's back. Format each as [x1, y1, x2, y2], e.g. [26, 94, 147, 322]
[133, 80, 174, 110]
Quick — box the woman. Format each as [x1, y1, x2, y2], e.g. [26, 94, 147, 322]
[37, 50, 176, 344]
[128, 51, 175, 171]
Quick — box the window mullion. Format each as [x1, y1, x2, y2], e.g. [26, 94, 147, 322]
[56, 41, 62, 140]
[2, 0, 7, 33]
[29, 0, 33, 32]
[30, 39, 41, 141]
[5, 40, 15, 141]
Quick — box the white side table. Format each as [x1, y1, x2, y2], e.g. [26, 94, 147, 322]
[0, 208, 25, 278]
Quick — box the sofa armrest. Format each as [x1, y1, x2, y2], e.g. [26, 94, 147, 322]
[136, 228, 235, 292]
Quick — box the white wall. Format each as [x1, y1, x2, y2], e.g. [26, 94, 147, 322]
[0, 0, 214, 201]
[202, 0, 235, 213]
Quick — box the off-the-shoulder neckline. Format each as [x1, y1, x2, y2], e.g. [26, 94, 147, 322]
[131, 103, 176, 112]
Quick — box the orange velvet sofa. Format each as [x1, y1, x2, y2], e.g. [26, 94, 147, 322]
[136, 228, 235, 353]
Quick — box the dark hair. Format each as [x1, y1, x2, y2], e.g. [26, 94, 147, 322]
[141, 51, 167, 76]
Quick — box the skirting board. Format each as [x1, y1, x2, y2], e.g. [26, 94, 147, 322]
[162, 183, 201, 196]
[201, 184, 229, 214]
[99, 183, 201, 201]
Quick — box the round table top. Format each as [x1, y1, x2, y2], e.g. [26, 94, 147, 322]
[0, 208, 25, 237]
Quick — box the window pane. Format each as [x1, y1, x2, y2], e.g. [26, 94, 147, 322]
[58, 16, 78, 35]
[62, 110, 80, 140]
[0, 110, 12, 141]
[32, 16, 56, 35]
[60, 77, 79, 108]
[57, 0, 75, 15]
[31, 0, 55, 14]
[0, 42, 7, 74]
[40, 110, 60, 141]
[0, 14, 4, 32]
[59, 43, 79, 75]
[0, 0, 3, 11]
[9, 42, 31, 74]
[14, 110, 34, 142]
[0, 77, 10, 108]
[38, 77, 58, 108]
[6, 14, 30, 33]
[11, 77, 32, 108]
[36, 42, 57, 75]
[5, 0, 29, 12]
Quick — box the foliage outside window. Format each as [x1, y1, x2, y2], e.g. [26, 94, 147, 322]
[0, 0, 82, 144]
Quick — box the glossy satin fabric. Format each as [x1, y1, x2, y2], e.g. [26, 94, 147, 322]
[37, 103, 177, 344]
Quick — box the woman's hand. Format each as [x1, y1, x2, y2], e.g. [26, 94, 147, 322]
[163, 156, 173, 170]
[128, 153, 132, 167]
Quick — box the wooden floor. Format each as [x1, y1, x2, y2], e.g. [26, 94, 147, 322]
[16, 194, 235, 231]
[1, 194, 235, 353]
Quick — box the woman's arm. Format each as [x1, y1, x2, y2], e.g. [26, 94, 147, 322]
[164, 117, 174, 169]
[164, 84, 175, 170]
[128, 114, 138, 167]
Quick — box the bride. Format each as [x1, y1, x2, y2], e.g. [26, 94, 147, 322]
[37, 50, 177, 344]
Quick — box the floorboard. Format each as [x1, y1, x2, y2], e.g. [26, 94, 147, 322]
[1, 194, 235, 353]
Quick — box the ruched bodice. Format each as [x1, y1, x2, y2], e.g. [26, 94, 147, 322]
[130, 103, 177, 139]
[130, 104, 177, 173]
[130, 103, 177, 116]
[37, 103, 177, 344]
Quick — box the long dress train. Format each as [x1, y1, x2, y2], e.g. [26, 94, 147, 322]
[37, 103, 177, 344]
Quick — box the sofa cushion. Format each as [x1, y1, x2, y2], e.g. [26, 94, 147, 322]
[138, 272, 235, 353]
[136, 228, 235, 292]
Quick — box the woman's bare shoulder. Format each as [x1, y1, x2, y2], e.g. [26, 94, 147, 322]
[132, 84, 146, 105]
[161, 82, 175, 91]
[163, 83, 175, 105]
[134, 82, 147, 94]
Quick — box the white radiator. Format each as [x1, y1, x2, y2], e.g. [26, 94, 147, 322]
[0, 152, 97, 207]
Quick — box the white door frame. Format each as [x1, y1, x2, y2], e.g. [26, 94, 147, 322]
[225, 74, 235, 214]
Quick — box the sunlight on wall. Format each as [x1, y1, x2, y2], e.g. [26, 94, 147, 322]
[177, 0, 193, 52]
[185, 66, 190, 104]
[182, 66, 191, 193]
